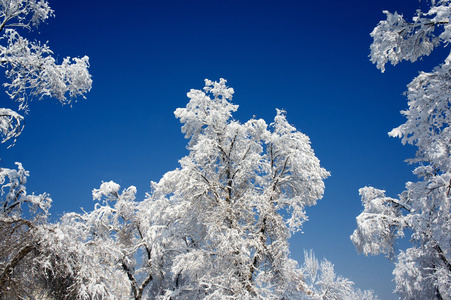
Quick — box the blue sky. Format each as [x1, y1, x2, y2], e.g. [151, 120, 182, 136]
[1, 0, 447, 298]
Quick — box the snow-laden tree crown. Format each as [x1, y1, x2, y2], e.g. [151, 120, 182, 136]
[153, 78, 330, 298]
[352, 1, 451, 299]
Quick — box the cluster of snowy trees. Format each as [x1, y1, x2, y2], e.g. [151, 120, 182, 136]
[0, 1, 382, 299]
[6, 0, 451, 299]
[352, 0, 451, 299]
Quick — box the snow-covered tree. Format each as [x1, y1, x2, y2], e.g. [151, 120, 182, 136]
[352, 1, 451, 299]
[138, 78, 375, 299]
[149, 78, 329, 299]
[0, 162, 52, 298]
[0, 1, 92, 298]
[0, 163, 112, 299]
[61, 181, 179, 300]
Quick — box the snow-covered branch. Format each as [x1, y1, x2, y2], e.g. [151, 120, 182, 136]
[0, 107, 23, 147]
[0, 0, 91, 144]
[370, 2, 451, 72]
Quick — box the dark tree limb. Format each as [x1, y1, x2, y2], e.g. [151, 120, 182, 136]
[0, 244, 34, 290]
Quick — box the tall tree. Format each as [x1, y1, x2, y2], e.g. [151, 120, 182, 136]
[143, 78, 376, 299]
[352, 1, 451, 299]
[156, 78, 330, 298]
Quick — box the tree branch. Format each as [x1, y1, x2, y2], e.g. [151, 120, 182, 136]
[0, 244, 34, 290]
[137, 272, 153, 300]
[434, 244, 451, 273]
[121, 261, 138, 300]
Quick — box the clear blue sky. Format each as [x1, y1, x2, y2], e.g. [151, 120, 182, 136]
[1, 0, 446, 298]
